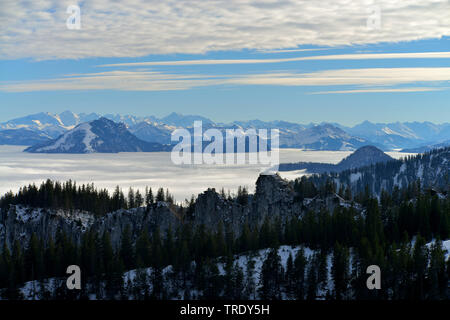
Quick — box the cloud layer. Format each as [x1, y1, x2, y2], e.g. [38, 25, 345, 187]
[2, 67, 449, 92]
[1, 0, 449, 60]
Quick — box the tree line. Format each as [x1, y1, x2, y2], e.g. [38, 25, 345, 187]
[0, 179, 174, 216]
[1, 189, 449, 300]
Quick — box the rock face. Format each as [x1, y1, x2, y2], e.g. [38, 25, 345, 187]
[25, 118, 171, 154]
[0, 206, 92, 250]
[0, 174, 358, 250]
[0, 203, 181, 250]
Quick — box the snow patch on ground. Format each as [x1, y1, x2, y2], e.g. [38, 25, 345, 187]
[80, 123, 97, 153]
[13, 205, 95, 231]
[350, 172, 362, 183]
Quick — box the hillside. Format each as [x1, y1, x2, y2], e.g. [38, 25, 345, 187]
[279, 145, 393, 173]
[308, 146, 450, 196]
[24, 118, 171, 154]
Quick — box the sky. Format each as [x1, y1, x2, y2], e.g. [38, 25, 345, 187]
[0, 0, 449, 126]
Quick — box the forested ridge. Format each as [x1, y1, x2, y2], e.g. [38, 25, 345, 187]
[1, 182, 449, 299]
[0, 147, 449, 300]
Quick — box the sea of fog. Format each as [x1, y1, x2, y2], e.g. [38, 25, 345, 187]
[0, 146, 413, 202]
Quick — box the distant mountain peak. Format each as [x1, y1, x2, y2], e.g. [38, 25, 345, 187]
[25, 117, 170, 154]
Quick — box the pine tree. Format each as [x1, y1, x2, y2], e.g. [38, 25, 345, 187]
[135, 190, 143, 207]
[202, 259, 222, 299]
[332, 242, 350, 300]
[136, 229, 151, 267]
[293, 247, 307, 300]
[145, 187, 154, 206]
[156, 188, 165, 202]
[121, 225, 135, 270]
[285, 253, 294, 298]
[428, 240, 447, 299]
[259, 247, 283, 300]
[412, 235, 428, 299]
[127, 188, 135, 208]
[244, 257, 256, 299]
[306, 255, 318, 300]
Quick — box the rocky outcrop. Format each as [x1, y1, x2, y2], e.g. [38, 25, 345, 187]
[0, 174, 359, 250]
[0, 203, 182, 250]
[92, 203, 181, 249]
[0, 206, 92, 250]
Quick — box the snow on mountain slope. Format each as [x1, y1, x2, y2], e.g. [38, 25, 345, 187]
[2, 111, 449, 150]
[9, 240, 449, 300]
[25, 118, 171, 154]
[347, 121, 450, 150]
[31, 122, 95, 153]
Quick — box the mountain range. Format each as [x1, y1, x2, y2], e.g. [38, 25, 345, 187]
[1, 111, 449, 152]
[25, 118, 171, 154]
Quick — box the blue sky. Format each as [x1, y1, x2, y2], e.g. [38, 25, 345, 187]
[1, 0, 449, 125]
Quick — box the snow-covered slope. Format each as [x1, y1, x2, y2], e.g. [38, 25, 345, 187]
[2, 111, 449, 150]
[311, 147, 450, 196]
[347, 121, 450, 150]
[24, 118, 171, 153]
[8, 240, 449, 300]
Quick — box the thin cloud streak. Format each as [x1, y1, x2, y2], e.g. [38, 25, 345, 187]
[98, 52, 450, 68]
[1, 68, 450, 92]
[310, 87, 446, 94]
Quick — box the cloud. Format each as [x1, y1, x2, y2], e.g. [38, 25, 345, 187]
[227, 68, 450, 87]
[1, 0, 449, 60]
[1, 67, 449, 92]
[310, 87, 446, 94]
[98, 52, 450, 67]
[0, 70, 225, 92]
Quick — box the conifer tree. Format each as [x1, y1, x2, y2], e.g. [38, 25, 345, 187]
[332, 242, 350, 300]
[293, 247, 307, 300]
[120, 225, 135, 270]
[259, 247, 283, 300]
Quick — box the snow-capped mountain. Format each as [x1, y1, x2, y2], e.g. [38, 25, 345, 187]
[229, 121, 371, 151]
[0, 111, 103, 139]
[345, 121, 450, 150]
[279, 123, 371, 151]
[1, 111, 449, 151]
[128, 121, 175, 145]
[25, 118, 171, 153]
[0, 112, 71, 138]
[160, 112, 214, 127]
